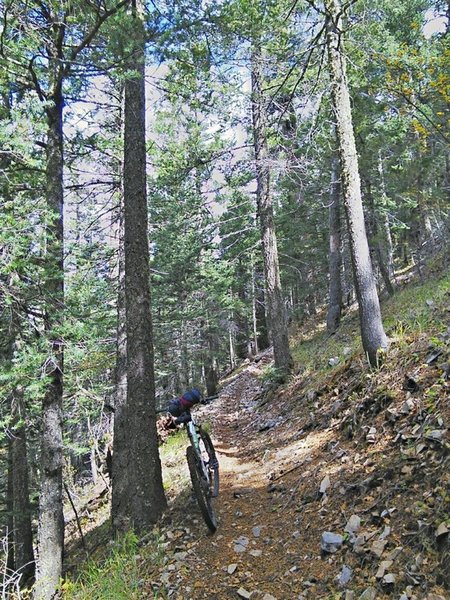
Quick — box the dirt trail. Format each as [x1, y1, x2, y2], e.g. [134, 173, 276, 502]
[163, 355, 329, 600]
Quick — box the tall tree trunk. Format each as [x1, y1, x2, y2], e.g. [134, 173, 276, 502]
[11, 390, 35, 584]
[254, 266, 270, 351]
[251, 43, 292, 376]
[325, 0, 388, 367]
[235, 259, 249, 359]
[111, 0, 166, 534]
[35, 82, 65, 600]
[251, 260, 259, 355]
[6, 436, 15, 574]
[326, 153, 343, 334]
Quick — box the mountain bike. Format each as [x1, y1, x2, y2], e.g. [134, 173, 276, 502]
[158, 392, 219, 533]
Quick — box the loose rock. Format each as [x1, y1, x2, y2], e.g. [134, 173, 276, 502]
[370, 538, 387, 558]
[344, 514, 361, 535]
[237, 587, 252, 599]
[338, 565, 353, 586]
[376, 560, 393, 579]
[234, 536, 250, 553]
[321, 532, 344, 553]
[320, 475, 331, 494]
[359, 587, 377, 600]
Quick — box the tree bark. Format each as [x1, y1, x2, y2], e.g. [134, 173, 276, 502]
[35, 81, 65, 600]
[6, 435, 15, 574]
[11, 390, 35, 584]
[325, 0, 388, 366]
[111, 0, 166, 535]
[251, 43, 292, 375]
[235, 259, 250, 359]
[326, 153, 343, 334]
[251, 260, 259, 355]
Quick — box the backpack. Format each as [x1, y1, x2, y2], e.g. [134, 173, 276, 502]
[168, 388, 201, 417]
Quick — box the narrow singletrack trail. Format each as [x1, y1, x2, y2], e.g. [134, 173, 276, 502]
[164, 354, 330, 600]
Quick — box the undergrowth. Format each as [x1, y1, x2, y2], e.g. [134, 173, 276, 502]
[291, 269, 449, 379]
[62, 531, 166, 600]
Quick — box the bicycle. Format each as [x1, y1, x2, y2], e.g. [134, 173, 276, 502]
[158, 391, 219, 533]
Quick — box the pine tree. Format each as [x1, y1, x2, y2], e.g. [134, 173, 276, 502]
[324, 0, 388, 366]
[111, 0, 167, 534]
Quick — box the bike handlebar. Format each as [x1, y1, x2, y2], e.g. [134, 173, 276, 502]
[202, 394, 219, 404]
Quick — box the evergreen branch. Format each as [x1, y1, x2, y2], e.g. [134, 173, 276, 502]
[388, 88, 450, 145]
[65, 179, 119, 191]
[267, 21, 326, 107]
[63, 0, 131, 78]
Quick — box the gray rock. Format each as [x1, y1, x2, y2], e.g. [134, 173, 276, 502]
[436, 521, 449, 537]
[249, 549, 262, 557]
[252, 526, 262, 537]
[385, 546, 403, 561]
[262, 595, 277, 600]
[173, 551, 187, 561]
[234, 536, 249, 553]
[338, 565, 353, 586]
[237, 587, 252, 599]
[227, 563, 238, 575]
[400, 398, 415, 413]
[426, 429, 447, 442]
[258, 420, 277, 432]
[359, 587, 377, 600]
[375, 560, 393, 579]
[344, 514, 361, 535]
[370, 538, 387, 558]
[321, 531, 344, 553]
[319, 475, 331, 494]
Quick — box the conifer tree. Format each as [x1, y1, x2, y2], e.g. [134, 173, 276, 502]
[324, 0, 388, 366]
[111, 0, 167, 534]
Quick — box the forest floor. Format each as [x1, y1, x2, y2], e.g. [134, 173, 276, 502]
[64, 266, 449, 600]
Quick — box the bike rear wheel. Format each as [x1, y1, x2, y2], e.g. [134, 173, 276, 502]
[186, 445, 217, 533]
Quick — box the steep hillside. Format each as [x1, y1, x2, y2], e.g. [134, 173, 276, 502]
[64, 267, 449, 600]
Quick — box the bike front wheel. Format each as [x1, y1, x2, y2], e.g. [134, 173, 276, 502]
[198, 429, 219, 498]
[186, 445, 217, 533]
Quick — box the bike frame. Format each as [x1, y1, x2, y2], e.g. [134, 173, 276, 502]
[185, 415, 211, 483]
